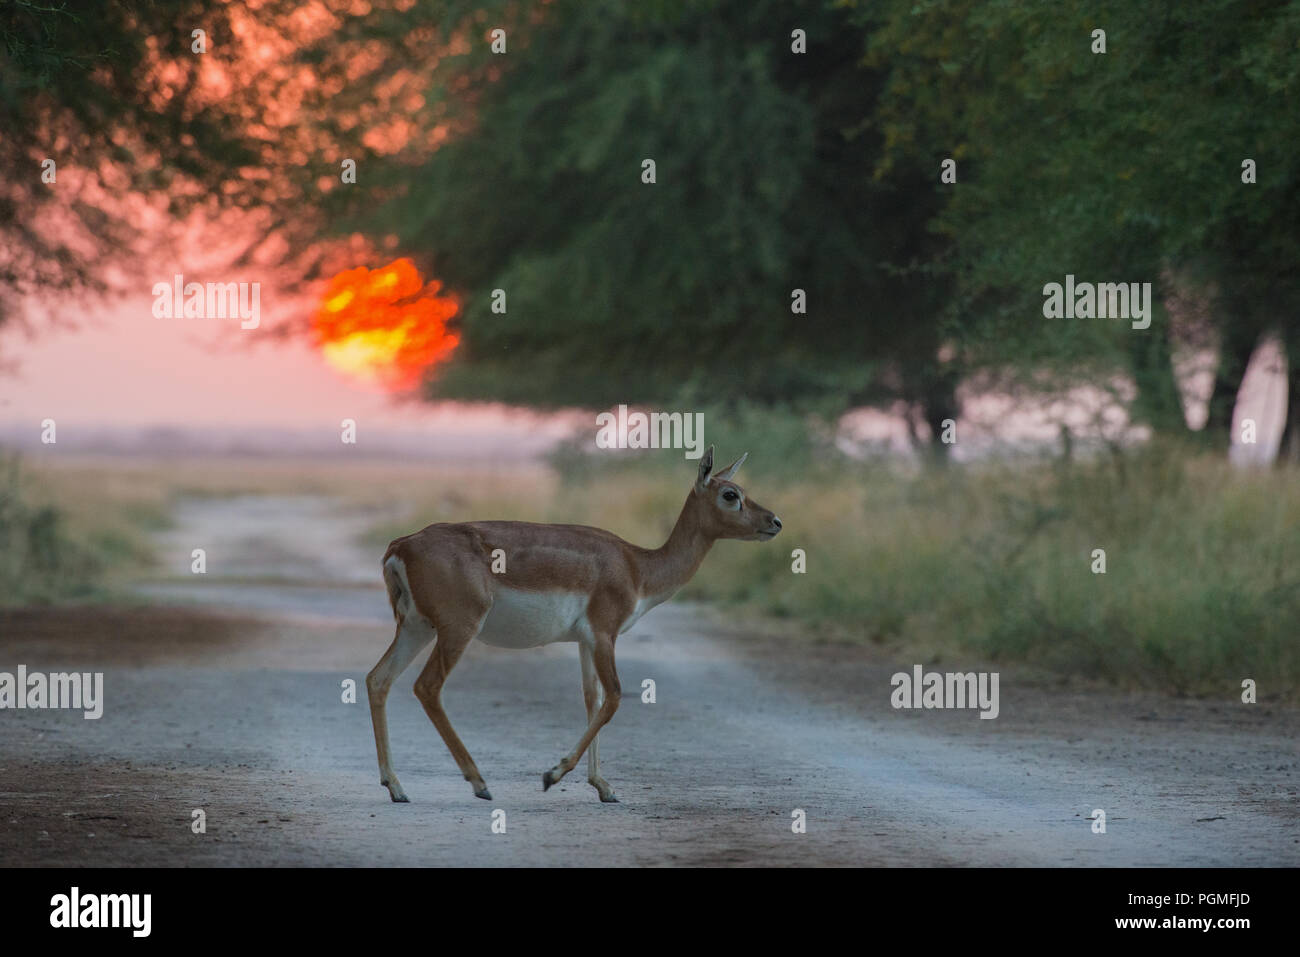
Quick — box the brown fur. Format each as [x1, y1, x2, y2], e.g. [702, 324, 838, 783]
[366, 446, 781, 803]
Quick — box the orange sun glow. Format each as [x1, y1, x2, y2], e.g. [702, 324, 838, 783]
[313, 259, 459, 390]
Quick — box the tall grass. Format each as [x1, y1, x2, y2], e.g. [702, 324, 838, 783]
[540, 428, 1300, 697]
[0, 455, 104, 603]
[7, 432, 1296, 696]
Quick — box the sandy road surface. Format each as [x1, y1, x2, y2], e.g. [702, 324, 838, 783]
[1, 495, 1296, 866]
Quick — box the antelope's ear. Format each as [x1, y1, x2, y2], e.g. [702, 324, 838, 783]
[714, 452, 748, 482]
[695, 445, 715, 491]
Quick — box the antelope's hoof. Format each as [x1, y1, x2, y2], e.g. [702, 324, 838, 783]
[474, 786, 493, 801]
[599, 793, 620, 804]
[542, 769, 560, 791]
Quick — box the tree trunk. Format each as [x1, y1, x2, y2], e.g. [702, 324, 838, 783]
[919, 369, 960, 465]
[1282, 337, 1300, 465]
[1204, 326, 1259, 448]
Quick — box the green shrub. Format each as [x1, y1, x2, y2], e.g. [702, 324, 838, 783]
[0, 455, 102, 604]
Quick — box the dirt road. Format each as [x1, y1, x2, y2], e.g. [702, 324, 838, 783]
[2, 494, 1296, 866]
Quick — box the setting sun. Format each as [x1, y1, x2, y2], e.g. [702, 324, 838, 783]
[314, 258, 459, 390]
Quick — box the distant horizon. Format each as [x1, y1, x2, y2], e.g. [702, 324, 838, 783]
[1, 291, 1287, 465]
[0, 417, 575, 460]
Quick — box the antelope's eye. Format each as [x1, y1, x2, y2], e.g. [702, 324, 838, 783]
[722, 489, 739, 503]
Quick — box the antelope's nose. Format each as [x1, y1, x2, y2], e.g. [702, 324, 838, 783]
[770, 515, 782, 531]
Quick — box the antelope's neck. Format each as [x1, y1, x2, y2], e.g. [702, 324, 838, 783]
[636, 494, 715, 599]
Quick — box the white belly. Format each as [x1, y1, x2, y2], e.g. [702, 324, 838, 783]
[476, 587, 590, 649]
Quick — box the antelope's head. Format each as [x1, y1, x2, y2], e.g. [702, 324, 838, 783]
[692, 445, 782, 542]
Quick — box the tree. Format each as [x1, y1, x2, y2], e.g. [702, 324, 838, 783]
[856, 0, 1300, 447]
[331, 0, 955, 423]
[0, 0, 359, 338]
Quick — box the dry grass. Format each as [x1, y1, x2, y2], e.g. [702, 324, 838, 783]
[6, 445, 1298, 696]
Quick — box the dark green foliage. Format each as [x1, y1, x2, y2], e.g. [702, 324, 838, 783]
[856, 0, 1300, 434]
[7, 0, 1299, 442]
[331, 0, 950, 411]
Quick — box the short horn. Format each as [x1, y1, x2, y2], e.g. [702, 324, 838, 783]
[714, 452, 748, 481]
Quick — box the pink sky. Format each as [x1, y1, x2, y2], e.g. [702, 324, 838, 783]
[0, 293, 576, 450]
[2, 295, 415, 426]
[1, 292, 1285, 462]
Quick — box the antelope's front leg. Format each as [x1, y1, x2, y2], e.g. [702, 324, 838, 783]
[544, 633, 620, 797]
[579, 642, 618, 802]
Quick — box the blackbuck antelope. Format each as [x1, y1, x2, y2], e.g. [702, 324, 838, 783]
[366, 446, 782, 803]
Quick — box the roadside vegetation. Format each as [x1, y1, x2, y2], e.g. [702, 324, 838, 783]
[542, 435, 1299, 698]
[5, 432, 1295, 699]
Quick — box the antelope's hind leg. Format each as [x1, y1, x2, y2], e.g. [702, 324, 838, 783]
[367, 615, 436, 803]
[413, 610, 494, 801]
